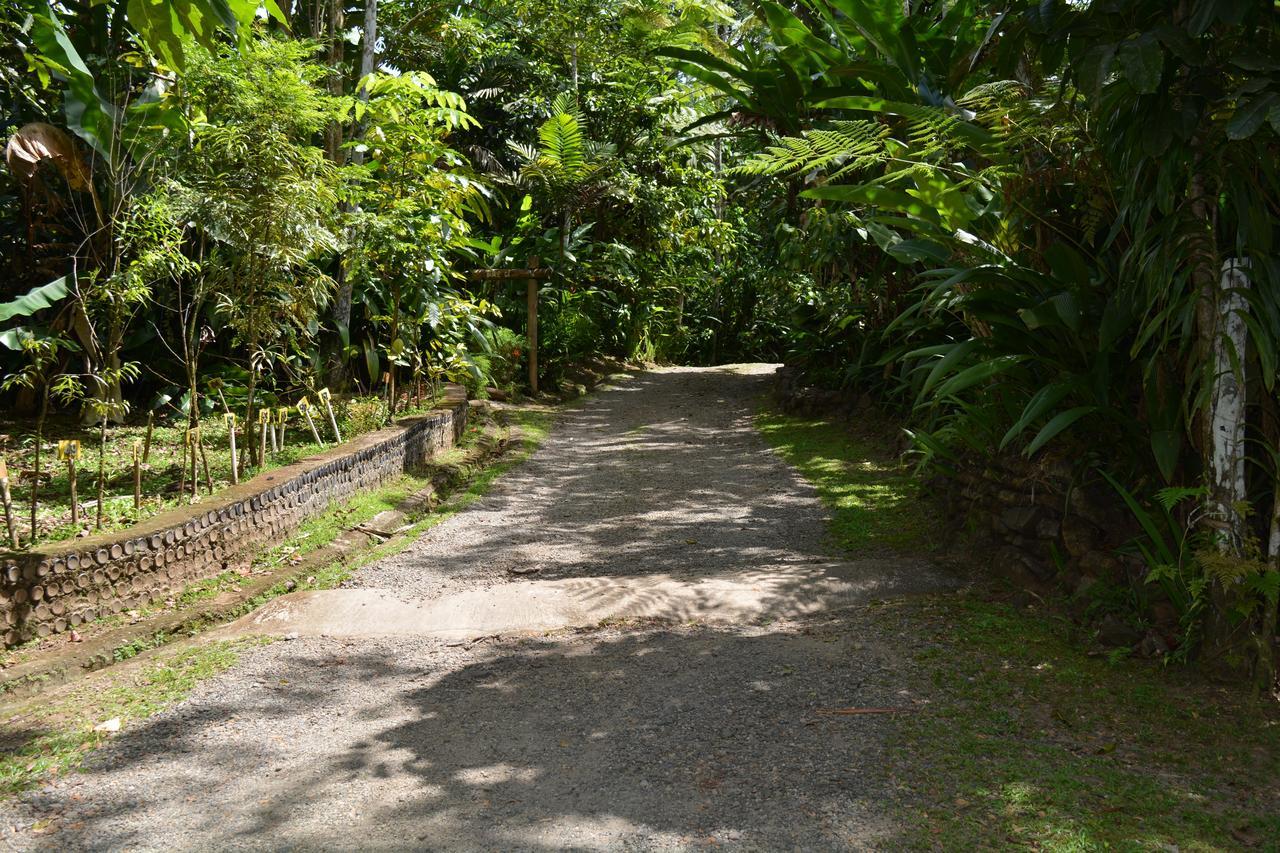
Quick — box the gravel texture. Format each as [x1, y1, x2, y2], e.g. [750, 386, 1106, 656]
[1, 365, 952, 851]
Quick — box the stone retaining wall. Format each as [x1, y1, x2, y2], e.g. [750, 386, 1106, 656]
[935, 458, 1138, 594]
[772, 366, 1138, 593]
[0, 388, 469, 647]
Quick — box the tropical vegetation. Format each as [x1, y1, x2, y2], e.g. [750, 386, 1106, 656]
[2, 0, 1277, 685]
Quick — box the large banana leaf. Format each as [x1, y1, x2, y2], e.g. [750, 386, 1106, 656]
[0, 277, 69, 323]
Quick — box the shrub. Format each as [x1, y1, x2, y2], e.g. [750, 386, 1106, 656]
[342, 396, 389, 436]
[486, 327, 527, 389]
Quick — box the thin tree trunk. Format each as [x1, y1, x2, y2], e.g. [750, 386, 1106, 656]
[96, 416, 106, 529]
[29, 385, 49, 543]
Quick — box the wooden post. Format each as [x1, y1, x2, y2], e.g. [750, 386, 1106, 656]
[132, 441, 141, 511]
[0, 457, 17, 549]
[277, 407, 289, 451]
[225, 413, 239, 485]
[60, 440, 81, 527]
[258, 408, 271, 464]
[527, 255, 539, 395]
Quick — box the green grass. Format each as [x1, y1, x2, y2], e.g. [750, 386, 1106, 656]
[755, 408, 931, 551]
[0, 637, 270, 797]
[882, 595, 1280, 851]
[757, 402, 1280, 850]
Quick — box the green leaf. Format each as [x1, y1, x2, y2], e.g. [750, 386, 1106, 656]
[1000, 383, 1075, 450]
[1043, 243, 1091, 286]
[1150, 429, 1181, 482]
[1025, 406, 1096, 456]
[0, 277, 69, 323]
[1226, 92, 1279, 140]
[1099, 469, 1176, 566]
[29, 2, 119, 159]
[932, 355, 1023, 400]
[802, 183, 939, 221]
[1118, 35, 1163, 94]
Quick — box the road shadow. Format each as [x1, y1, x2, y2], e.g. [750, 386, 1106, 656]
[27, 617, 921, 850]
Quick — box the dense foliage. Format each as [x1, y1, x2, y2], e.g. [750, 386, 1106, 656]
[2, 0, 1278, 683]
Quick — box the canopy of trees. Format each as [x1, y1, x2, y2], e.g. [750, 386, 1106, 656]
[2, 0, 1278, 682]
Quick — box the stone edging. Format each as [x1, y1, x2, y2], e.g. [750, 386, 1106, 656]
[1, 387, 469, 647]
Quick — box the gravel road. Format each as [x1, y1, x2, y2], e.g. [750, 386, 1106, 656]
[2, 365, 953, 851]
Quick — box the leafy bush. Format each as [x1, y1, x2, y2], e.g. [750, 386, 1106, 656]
[485, 328, 527, 388]
[341, 397, 389, 437]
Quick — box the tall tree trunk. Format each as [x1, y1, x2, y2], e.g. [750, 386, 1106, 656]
[1206, 259, 1249, 551]
[331, 0, 377, 359]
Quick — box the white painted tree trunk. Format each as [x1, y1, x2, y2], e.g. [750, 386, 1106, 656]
[1208, 258, 1250, 552]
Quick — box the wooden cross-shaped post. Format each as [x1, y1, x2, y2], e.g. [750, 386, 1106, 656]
[469, 256, 550, 395]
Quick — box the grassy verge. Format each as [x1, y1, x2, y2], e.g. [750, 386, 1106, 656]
[0, 637, 270, 797]
[883, 595, 1280, 850]
[755, 408, 932, 552]
[755, 402, 1280, 850]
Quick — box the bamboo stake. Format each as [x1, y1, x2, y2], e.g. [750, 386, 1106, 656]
[132, 440, 141, 511]
[60, 440, 81, 527]
[186, 428, 198, 499]
[68, 457, 78, 526]
[527, 254, 540, 395]
[298, 398, 323, 446]
[258, 408, 270, 465]
[0, 457, 18, 549]
[225, 413, 239, 485]
[277, 407, 289, 452]
[319, 388, 342, 443]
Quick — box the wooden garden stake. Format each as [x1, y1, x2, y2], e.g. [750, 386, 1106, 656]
[319, 388, 342, 443]
[142, 410, 154, 463]
[277, 407, 289, 451]
[298, 398, 323, 446]
[132, 440, 142, 510]
[59, 440, 80, 526]
[258, 408, 271, 464]
[225, 413, 239, 485]
[0, 457, 17, 549]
